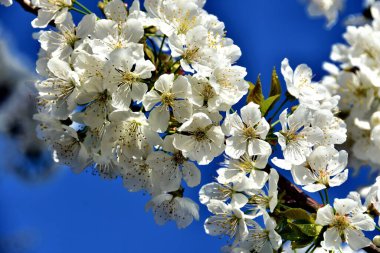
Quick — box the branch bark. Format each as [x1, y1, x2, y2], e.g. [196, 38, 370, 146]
[278, 174, 321, 213]
[364, 244, 380, 253]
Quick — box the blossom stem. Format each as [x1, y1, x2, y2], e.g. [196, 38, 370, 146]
[376, 225, 380, 231]
[304, 243, 316, 253]
[270, 119, 280, 128]
[324, 189, 329, 204]
[71, 7, 89, 16]
[318, 191, 325, 204]
[157, 35, 167, 63]
[74, 1, 92, 14]
[269, 96, 289, 123]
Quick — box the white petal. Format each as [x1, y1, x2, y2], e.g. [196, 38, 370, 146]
[323, 228, 342, 250]
[182, 161, 201, 187]
[334, 198, 357, 215]
[345, 228, 372, 251]
[316, 204, 334, 226]
[149, 106, 170, 133]
[240, 102, 261, 126]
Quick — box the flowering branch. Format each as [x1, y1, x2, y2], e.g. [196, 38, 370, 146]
[1, 0, 380, 252]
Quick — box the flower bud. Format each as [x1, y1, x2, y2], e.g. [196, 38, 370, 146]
[373, 235, 380, 247]
[371, 111, 380, 127]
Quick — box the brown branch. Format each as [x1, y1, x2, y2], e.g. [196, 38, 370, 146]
[278, 174, 321, 213]
[364, 244, 380, 253]
[15, 0, 38, 15]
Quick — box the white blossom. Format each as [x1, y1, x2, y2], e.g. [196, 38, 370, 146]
[274, 106, 323, 165]
[146, 193, 199, 229]
[316, 198, 375, 251]
[223, 102, 271, 159]
[143, 74, 192, 132]
[31, 0, 72, 28]
[291, 146, 348, 192]
[173, 112, 225, 165]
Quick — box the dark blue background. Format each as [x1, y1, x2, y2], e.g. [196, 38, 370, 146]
[0, 1, 375, 253]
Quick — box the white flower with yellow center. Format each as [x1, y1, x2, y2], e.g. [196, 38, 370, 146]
[104, 47, 155, 110]
[36, 57, 80, 119]
[144, 0, 203, 36]
[291, 146, 348, 192]
[38, 13, 96, 60]
[172, 112, 225, 165]
[146, 135, 201, 192]
[281, 58, 327, 109]
[31, 0, 72, 28]
[101, 110, 162, 161]
[216, 153, 269, 188]
[274, 106, 323, 165]
[143, 74, 192, 133]
[316, 198, 375, 251]
[169, 25, 214, 75]
[146, 193, 199, 229]
[204, 200, 256, 242]
[223, 102, 271, 159]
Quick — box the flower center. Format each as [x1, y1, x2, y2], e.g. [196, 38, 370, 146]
[243, 126, 257, 140]
[193, 128, 207, 141]
[331, 214, 350, 232]
[202, 84, 215, 101]
[161, 92, 175, 107]
[173, 152, 186, 165]
[118, 71, 139, 86]
[183, 47, 200, 62]
[317, 168, 330, 186]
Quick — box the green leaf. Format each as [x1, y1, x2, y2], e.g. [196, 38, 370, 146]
[260, 95, 280, 116]
[144, 44, 155, 63]
[291, 237, 315, 249]
[294, 224, 321, 237]
[283, 208, 313, 222]
[281, 223, 308, 242]
[269, 67, 282, 97]
[246, 75, 264, 105]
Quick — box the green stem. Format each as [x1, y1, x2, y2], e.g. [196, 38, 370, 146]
[318, 191, 325, 204]
[324, 189, 329, 204]
[71, 7, 89, 15]
[270, 119, 281, 128]
[304, 243, 315, 253]
[156, 35, 167, 71]
[74, 0, 92, 14]
[375, 225, 380, 231]
[269, 97, 289, 123]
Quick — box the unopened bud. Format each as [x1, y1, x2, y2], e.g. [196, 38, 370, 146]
[371, 111, 380, 127]
[373, 235, 380, 247]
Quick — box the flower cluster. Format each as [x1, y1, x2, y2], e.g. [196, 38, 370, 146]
[31, 0, 249, 228]
[200, 57, 357, 252]
[322, 2, 380, 171]
[2, 0, 380, 252]
[314, 175, 380, 251]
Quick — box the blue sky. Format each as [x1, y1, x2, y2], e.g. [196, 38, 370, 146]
[0, 1, 376, 253]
